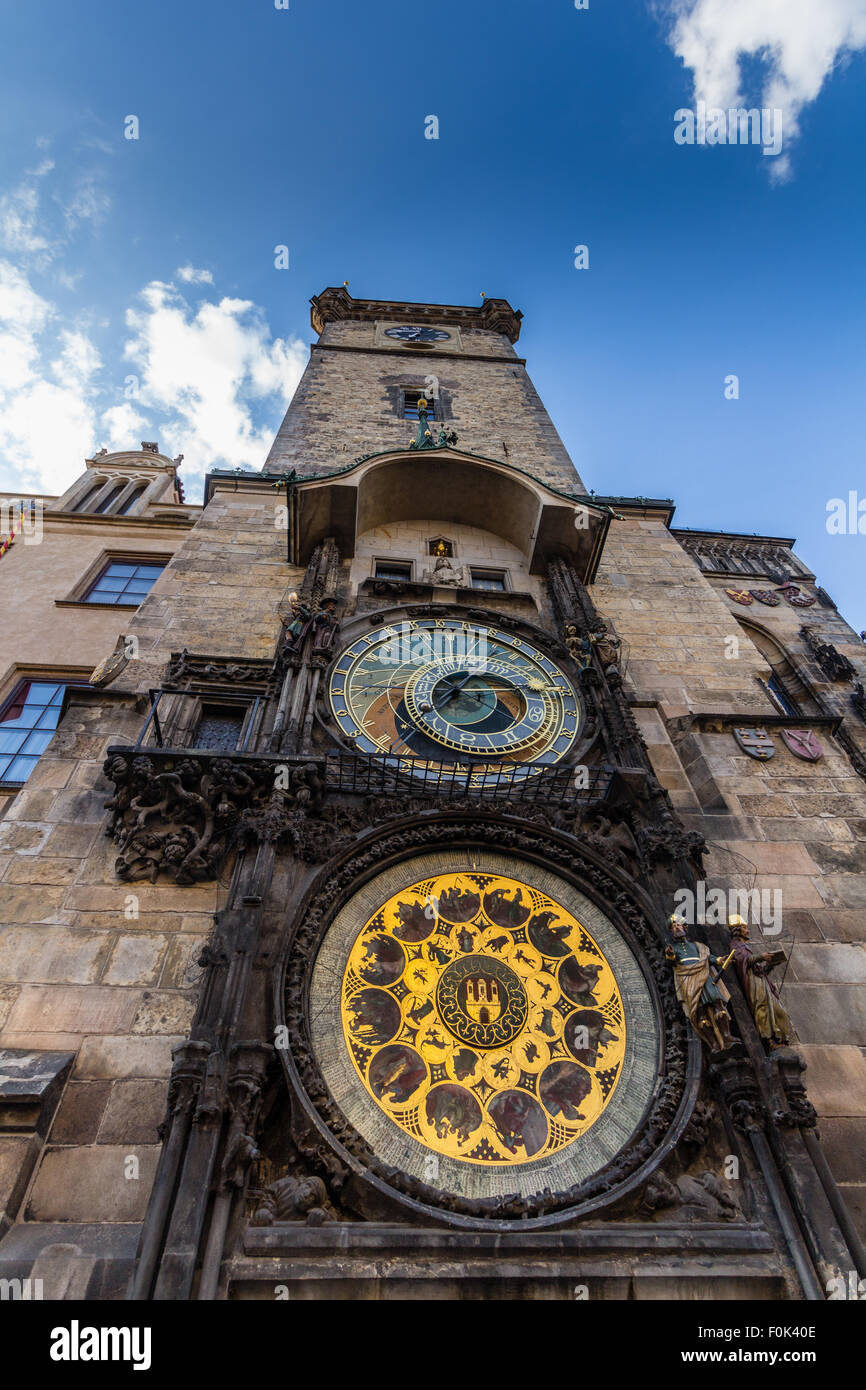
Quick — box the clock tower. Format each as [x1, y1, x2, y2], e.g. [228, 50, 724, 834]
[2, 289, 864, 1302]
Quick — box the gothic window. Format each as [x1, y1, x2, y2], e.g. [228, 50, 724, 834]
[73, 477, 108, 512]
[84, 560, 165, 605]
[193, 706, 246, 751]
[762, 674, 800, 717]
[119, 481, 149, 515]
[374, 560, 412, 581]
[93, 480, 130, 514]
[402, 390, 435, 421]
[0, 680, 85, 786]
[470, 568, 507, 592]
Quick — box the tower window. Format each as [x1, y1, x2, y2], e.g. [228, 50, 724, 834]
[470, 568, 507, 592]
[402, 390, 436, 421]
[374, 560, 412, 582]
[84, 560, 165, 605]
[0, 680, 86, 786]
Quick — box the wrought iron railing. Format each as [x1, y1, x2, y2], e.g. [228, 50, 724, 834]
[321, 752, 612, 803]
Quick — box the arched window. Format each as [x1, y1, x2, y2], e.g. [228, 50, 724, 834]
[739, 620, 820, 716]
[73, 477, 108, 512]
[93, 480, 130, 514]
[119, 481, 149, 515]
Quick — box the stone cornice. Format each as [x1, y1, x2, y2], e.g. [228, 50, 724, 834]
[310, 286, 524, 343]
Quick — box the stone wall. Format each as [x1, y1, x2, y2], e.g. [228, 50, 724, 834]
[0, 693, 215, 1231]
[592, 514, 866, 1238]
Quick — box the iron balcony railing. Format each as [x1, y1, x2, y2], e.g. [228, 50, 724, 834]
[321, 752, 612, 803]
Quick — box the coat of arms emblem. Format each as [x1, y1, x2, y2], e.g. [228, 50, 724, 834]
[780, 729, 823, 762]
[749, 590, 781, 606]
[778, 584, 816, 608]
[725, 588, 753, 606]
[733, 727, 775, 759]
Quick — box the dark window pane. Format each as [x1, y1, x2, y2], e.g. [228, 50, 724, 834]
[471, 572, 506, 591]
[195, 714, 244, 751]
[375, 562, 412, 580]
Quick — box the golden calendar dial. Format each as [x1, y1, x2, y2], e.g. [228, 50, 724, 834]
[328, 618, 581, 782]
[338, 871, 626, 1166]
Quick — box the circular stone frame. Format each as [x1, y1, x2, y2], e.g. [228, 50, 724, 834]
[278, 813, 698, 1228]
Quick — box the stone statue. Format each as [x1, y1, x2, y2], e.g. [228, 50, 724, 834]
[727, 916, 791, 1048]
[282, 597, 314, 653]
[665, 916, 734, 1051]
[250, 1174, 333, 1226]
[423, 553, 466, 587]
[564, 623, 593, 671]
[590, 624, 621, 673]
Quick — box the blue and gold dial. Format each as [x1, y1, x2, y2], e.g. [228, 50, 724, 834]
[329, 618, 581, 780]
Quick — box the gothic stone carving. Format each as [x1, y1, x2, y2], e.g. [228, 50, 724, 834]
[103, 752, 331, 884]
[800, 625, 858, 682]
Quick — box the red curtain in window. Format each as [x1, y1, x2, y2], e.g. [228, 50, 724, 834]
[1, 681, 30, 722]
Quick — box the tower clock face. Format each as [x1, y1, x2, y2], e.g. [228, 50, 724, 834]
[329, 618, 581, 780]
[385, 325, 451, 342]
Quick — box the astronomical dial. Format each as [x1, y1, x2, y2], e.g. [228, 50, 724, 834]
[328, 618, 581, 780]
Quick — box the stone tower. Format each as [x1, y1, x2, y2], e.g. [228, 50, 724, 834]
[0, 290, 863, 1301]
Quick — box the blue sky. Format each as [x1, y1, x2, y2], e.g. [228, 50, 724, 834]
[1, 0, 864, 628]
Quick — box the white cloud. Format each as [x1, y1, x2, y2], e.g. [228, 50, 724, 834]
[122, 281, 306, 484]
[0, 152, 304, 499]
[100, 402, 148, 450]
[664, 0, 866, 175]
[0, 179, 54, 259]
[176, 264, 214, 285]
[0, 261, 102, 493]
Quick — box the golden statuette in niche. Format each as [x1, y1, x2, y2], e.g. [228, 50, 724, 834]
[341, 871, 626, 1165]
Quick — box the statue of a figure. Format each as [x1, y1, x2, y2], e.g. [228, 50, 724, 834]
[423, 553, 466, 587]
[665, 916, 734, 1051]
[564, 623, 593, 671]
[282, 597, 314, 654]
[311, 597, 338, 654]
[590, 624, 621, 673]
[727, 916, 791, 1048]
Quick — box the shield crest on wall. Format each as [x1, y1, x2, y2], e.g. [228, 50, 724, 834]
[726, 588, 754, 606]
[749, 590, 781, 606]
[780, 729, 824, 762]
[733, 727, 775, 759]
[778, 584, 817, 607]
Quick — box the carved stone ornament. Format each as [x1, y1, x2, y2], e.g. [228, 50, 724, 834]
[278, 816, 696, 1228]
[102, 752, 334, 884]
[800, 625, 858, 681]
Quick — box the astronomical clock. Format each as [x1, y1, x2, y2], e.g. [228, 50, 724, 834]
[328, 618, 581, 784]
